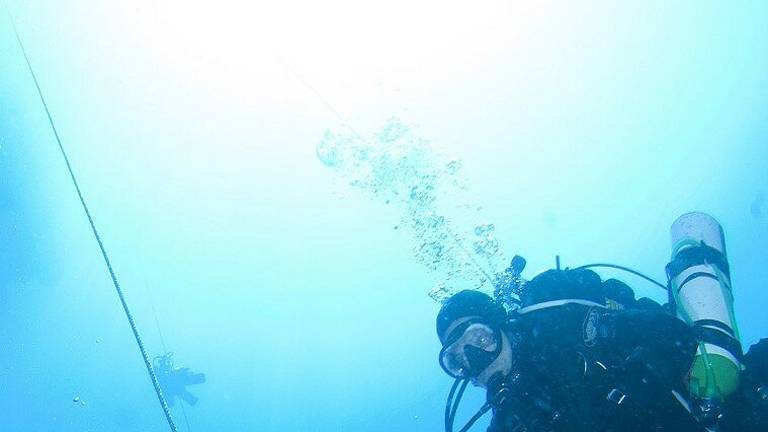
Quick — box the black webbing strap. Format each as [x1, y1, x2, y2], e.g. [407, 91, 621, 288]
[666, 243, 730, 281]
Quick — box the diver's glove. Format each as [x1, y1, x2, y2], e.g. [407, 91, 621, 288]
[744, 338, 768, 384]
[486, 371, 567, 432]
[720, 339, 768, 432]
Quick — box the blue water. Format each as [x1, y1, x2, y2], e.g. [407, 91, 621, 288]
[1, 2, 767, 431]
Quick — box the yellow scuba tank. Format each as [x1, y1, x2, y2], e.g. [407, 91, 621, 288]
[668, 212, 743, 402]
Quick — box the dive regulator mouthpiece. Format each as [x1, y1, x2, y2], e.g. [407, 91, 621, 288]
[668, 212, 743, 401]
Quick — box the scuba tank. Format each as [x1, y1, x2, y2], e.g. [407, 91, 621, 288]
[667, 212, 743, 412]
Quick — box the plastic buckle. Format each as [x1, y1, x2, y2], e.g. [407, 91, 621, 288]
[492, 386, 511, 407]
[607, 388, 626, 405]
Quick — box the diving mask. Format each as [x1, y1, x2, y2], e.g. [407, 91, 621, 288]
[439, 320, 502, 379]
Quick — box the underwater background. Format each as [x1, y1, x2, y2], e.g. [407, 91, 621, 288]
[1, 1, 767, 431]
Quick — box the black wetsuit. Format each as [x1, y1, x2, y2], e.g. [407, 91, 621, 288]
[484, 270, 767, 432]
[487, 305, 702, 431]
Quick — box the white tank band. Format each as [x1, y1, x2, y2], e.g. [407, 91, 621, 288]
[518, 299, 607, 315]
[699, 342, 741, 366]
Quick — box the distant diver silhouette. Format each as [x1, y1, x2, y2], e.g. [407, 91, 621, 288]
[154, 353, 206, 407]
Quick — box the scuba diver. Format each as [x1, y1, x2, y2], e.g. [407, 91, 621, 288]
[153, 352, 206, 407]
[436, 213, 768, 432]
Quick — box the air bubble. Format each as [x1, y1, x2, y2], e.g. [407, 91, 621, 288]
[317, 118, 507, 300]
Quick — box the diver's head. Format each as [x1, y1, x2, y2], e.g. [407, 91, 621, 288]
[154, 352, 174, 371]
[436, 290, 513, 388]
